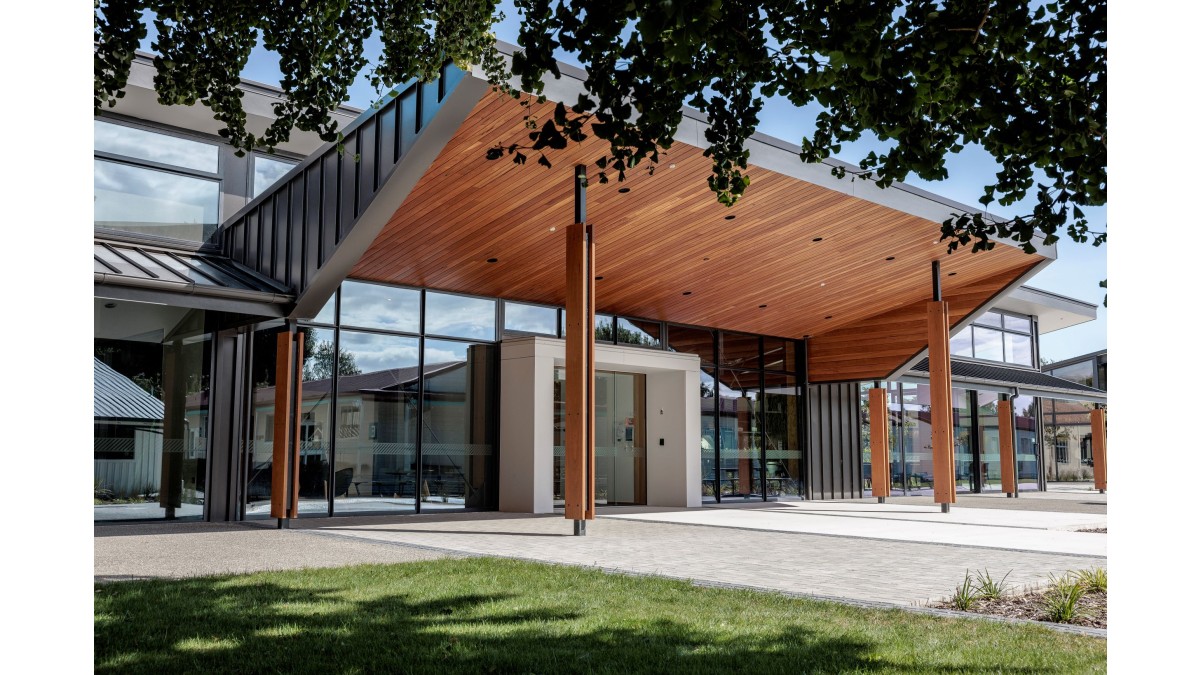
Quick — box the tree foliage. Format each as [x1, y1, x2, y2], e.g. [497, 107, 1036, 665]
[94, 1, 1106, 258]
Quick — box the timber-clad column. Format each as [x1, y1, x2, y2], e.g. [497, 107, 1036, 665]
[565, 165, 596, 535]
[869, 386, 890, 501]
[271, 328, 305, 526]
[1091, 407, 1107, 493]
[998, 397, 1018, 497]
[928, 261, 956, 511]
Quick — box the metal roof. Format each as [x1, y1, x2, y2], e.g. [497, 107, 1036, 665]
[94, 357, 164, 421]
[95, 239, 293, 314]
[906, 357, 1106, 403]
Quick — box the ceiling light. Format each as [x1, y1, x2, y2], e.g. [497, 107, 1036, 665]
[725, 215, 736, 220]
[703, 257, 710, 261]
[948, 272, 958, 276]
[885, 256, 895, 261]
[820, 283, 825, 287]
[486, 258, 498, 263]
[824, 315, 832, 320]
[595, 276, 604, 280]
[682, 291, 692, 296]
[618, 187, 630, 193]
[812, 237, 823, 242]
[759, 304, 767, 309]
[548, 226, 557, 232]
[104, 302, 116, 309]
[669, 164, 677, 169]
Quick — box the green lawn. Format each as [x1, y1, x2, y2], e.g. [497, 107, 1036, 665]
[95, 558, 1105, 674]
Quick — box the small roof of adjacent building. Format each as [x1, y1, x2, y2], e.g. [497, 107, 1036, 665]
[94, 357, 164, 421]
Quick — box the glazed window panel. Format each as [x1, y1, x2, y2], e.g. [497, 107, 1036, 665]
[95, 119, 219, 173]
[424, 292, 496, 340]
[94, 159, 220, 243]
[340, 281, 420, 333]
[503, 302, 558, 337]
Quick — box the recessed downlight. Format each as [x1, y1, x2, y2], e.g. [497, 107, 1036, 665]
[486, 258, 498, 263]
[824, 315, 833, 320]
[703, 257, 710, 261]
[885, 256, 895, 261]
[104, 302, 116, 309]
[595, 276, 604, 281]
[618, 187, 630, 194]
[548, 226, 557, 232]
[682, 291, 693, 296]
[725, 215, 736, 220]
[948, 272, 958, 276]
[812, 237, 823, 242]
[759, 304, 767, 309]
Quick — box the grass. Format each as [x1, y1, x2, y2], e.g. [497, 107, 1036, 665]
[95, 558, 1107, 674]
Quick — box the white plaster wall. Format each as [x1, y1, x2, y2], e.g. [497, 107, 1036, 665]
[498, 336, 700, 513]
[498, 338, 556, 513]
[646, 369, 702, 507]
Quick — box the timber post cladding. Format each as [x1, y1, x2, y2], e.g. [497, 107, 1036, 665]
[564, 165, 596, 534]
[998, 396, 1018, 497]
[270, 327, 305, 524]
[868, 386, 890, 501]
[1090, 407, 1107, 493]
[927, 261, 956, 510]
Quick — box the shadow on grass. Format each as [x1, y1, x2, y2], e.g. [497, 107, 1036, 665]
[94, 560, 1084, 674]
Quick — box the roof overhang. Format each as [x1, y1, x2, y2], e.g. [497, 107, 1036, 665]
[992, 285, 1098, 333]
[902, 357, 1107, 404]
[344, 55, 1049, 383]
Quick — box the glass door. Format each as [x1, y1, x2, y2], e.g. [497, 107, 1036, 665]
[553, 369, 647, 507]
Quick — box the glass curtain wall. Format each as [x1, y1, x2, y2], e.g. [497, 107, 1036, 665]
[94, 300, 210, 521]
[245, 280, 499, 517]
[864, 382, 1044, 495]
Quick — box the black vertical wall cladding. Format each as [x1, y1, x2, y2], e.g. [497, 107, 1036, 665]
[806, 382, 863, 500]
[213, 67, 462, 303]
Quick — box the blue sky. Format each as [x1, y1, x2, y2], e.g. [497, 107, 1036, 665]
[143, 5, 1106, 362]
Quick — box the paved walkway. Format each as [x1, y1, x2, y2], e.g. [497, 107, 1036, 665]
[96, 499, 1107, 609]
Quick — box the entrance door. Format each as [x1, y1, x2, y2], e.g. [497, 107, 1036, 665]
[553, 368, 647, 506]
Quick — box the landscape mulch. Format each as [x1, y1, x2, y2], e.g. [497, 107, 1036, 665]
[934, 589, 1107, 629]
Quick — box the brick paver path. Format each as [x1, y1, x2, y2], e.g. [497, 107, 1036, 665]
[286, 512, 1105, 607]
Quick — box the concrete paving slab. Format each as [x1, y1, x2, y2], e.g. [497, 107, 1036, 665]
[603, 504, 1106, 556]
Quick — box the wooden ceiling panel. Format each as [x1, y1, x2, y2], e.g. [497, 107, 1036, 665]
[351, 94, 1045, 349]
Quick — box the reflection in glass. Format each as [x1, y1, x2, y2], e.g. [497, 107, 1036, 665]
[950, 329, 973, 358]
[297, 327, 336, 513]
[244, 324, 284, 517]
[340, 280, 420, 332]
[95, 120, 219, 173]
[503, 301, 557, 337]
[421, 340, 497, 510]
[972, 326, 1004, 362]
[312, 291, 336, 325]
[551, 368, 647, 506]
[762, 337, 793, 373]
[616, 318, 661, 348]
[953, 388, 974, 493]
[720, 333, 760, 369]
[975, 311, 1003, 328]
[593, 315, 615, 342]
[332, 331, 420, 514]
[1012, 394, 1040, 489]
[1005, 333, 1032, 366]
[94, 159, 220, 242]
[94, 303, 210, 522]
[700, 369, 717, 501]
[1003, 314, 1032, 333]
[976, 392, 1002, 491]
[666, 325, 715, 366]
[763, 373, 801, 498]
[424, 292, 496, 340]
[253, 155, 296, 197]
[718, 369, 761, 498]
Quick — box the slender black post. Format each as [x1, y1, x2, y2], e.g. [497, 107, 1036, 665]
[574, 164, 587, 224]
[931, 260, 942, 301]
